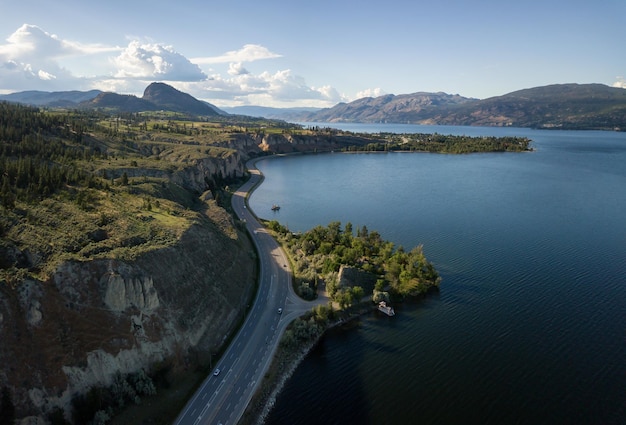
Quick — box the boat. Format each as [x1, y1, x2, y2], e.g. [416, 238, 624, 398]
[271, 204, 281, 211]
[377, 301, 395, 316]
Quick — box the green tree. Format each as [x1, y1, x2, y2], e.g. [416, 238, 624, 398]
[351, 286, 365, 303]
[1, 176, 15, 210]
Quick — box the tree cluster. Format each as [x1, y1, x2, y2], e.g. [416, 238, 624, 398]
[0, 103, 108, 208]
[269, 220, 440, 303]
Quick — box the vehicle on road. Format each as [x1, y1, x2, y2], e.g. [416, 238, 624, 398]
[277, 308, 282, 314]
[213, 368, 221, 376]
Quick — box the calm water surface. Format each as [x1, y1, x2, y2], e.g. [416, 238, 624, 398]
[249, 125, 626, 425]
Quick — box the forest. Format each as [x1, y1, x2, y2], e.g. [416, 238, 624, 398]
[346, 132, 533, 153]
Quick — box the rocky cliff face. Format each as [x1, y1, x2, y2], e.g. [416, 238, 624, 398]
[0, 215, 255, 421]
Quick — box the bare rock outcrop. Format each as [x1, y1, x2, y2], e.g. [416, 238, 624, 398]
[102, 272, 159, 312]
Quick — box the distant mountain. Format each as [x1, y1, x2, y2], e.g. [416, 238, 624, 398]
[429, 83, 626, 130]
[0, 89, 101, 106]
[298, 84, 626, 130]
[221, 106, 321, 121]
[299, 92, 475, 123]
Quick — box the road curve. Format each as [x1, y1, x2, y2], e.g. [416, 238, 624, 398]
[174, 159, 320, 425]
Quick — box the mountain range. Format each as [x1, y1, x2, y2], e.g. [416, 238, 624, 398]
[296, 84, 626, 130]
[2, 82, 625, 130]
[0, 82, 226, 116]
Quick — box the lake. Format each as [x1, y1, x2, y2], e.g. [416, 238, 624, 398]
[249, 124, 626, 425]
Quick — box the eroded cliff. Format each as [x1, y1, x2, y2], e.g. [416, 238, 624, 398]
[0, 218, 256, 421]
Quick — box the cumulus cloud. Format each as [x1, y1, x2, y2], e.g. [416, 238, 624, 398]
[228, 62, 249, 76]
[192, 44, 281, 65]
[0, 24, 119, 60]
[613, 77, 626, 89]
[112, 41, 206, 81]
[0, 24, 119, 91]
[355, 87, 387, 99]
[179, 68, 346, 107]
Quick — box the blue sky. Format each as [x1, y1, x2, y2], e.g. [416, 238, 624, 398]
[0, 0, 624, 107]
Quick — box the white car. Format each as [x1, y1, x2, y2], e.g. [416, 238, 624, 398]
[213, 368, 221, 376]
[277, 308, 283, 314]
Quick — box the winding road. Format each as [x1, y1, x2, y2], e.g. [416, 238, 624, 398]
[174, 160, 322, 425]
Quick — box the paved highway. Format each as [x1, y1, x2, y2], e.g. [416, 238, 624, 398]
[174, 160, 319, 425]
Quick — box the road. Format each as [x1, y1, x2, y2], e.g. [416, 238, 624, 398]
[174, 160, 320, 425]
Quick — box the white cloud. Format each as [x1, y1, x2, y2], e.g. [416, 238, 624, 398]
[0, 24, 119, 91]
[178, 69, 346, 107]
[112, 41, 206, 81]
[38, 70, 56, 80]
[0, 24, 119, 59]
[612, 77, 626, 89]
[192, 44, 281, 65]
[228, 62, 250, 76]
[355, 87, 387, 99]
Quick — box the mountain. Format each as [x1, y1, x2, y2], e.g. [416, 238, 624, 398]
[430, 83, 626, 130]
[81, 82, 226, 116]
[299, 84, 626, 130]
[141, 82, 222, 116]
[300, 92, 476, 123]
[0, 89, 101, 106]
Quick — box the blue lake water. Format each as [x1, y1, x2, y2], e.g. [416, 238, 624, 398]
[249, 124, 626, 425]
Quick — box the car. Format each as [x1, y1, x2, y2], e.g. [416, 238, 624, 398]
[277, 308, 283, 314]
[213, 368, 221, 376]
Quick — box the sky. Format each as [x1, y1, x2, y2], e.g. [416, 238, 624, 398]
[0, 0, 625, 108]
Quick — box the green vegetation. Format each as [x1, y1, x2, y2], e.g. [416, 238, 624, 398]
[267, 220, 441, 304]
[346, 132, 532, 153]
[0, 102, 276, 284]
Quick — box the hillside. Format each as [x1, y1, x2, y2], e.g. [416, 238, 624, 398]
[302, 92, 474, 123]
[297, 84, 626, 130]
[430, 83, 626, 130]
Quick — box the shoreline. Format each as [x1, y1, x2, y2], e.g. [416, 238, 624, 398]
[240, 306, 371, 425]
